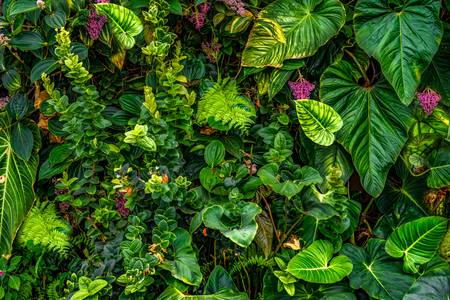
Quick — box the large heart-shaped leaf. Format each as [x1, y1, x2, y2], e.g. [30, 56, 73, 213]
[320, 59, 413, 196]
[426, 147, 450, 189]
[94, 3, 143, 49]
[161, 228, 203, 286]
[157, 287, 248, 300]
[342, 239, 415, 300]
[242, 0, 345, 67]
[287, 240, 352, 284]
[295, 99, 343, 146]
[385, 216, 448, 272]
[354, 0, 443, 105]
[0, 114, 40, 256]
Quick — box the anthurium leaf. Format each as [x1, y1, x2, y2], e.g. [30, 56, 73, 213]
[202, 202, 262, 247]
[314, 143, 353, 190]
[385, 216, 448, 273]
[403, 257, 450, 300]
[157, 286, 249, 300]
[320, 59, 413, 196]
[242, 0, 346, 67]
[0, 114, 40, 256]
[354, 0, 443, 105]
[161, 228, 203, 286]
[295, 99, 343, 146]
[94, 3, 143, 49]
[287, 240, 353, 284]
[342, 239, 415, 300]
[204, 266, 238, 294]
[426, 147, 450, 189]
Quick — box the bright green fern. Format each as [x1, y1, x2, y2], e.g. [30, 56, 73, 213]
[19, 203, 72, 257]
[196, 78, 256, 131]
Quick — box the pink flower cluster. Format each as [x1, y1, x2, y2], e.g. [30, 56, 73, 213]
[115, 192, 129, 218]
[416, 89, 441, 115]
[222, 0, 245, 16]
[188, 2, 211, 31]
[0, 96, 9, 110]
[201, 41, 221, 63]
[288, 78, 315, 99]
[59, 202, 70, 213]
[86, 10, 107, 40]
[95, 0, 110, 2]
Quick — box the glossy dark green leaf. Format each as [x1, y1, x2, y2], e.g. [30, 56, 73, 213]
[320, 59, 413, 196]
[11, 122, 34, 161]
[8, 0, 39, 16]
[157, 286, 249, 300]
[427, 147, 450, 189]
[30, 59, 59, 81]
[10, 32, 45, 51]
[44, 9, 66, 28]
[204, 140, 225, 167]
[1, 69, 21, 93]
[354, 0, 442, 105]
[204, 266, 238, 294]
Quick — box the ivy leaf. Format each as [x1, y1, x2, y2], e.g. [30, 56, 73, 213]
[94, 3, 143, 49]
[242, 0, 345, 67]
[287, 240, 353, 284]
[385, 216, 448, 273]
[354, 0, 443, 105]
[295, 99, 343, 147]
[320, 59, 413, 196]
[342, 239, 415, 300]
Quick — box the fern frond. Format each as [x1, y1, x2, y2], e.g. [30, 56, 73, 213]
[197, 78, 256, 132]
[19, 203, 72, 257]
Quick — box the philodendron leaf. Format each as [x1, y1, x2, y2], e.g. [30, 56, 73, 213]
[342, 239, 415, 300]
[202, 202, 262, 247]
[242, 0, 345, 67]
[385, 216, 448, 273]
[0, 114, 40, 256]
[354, 0, 442, 105]
[320, 59, 413, 197]
[295, 99, 343, 146]
[287, 240, 353, 284]
[426, 147, 450, 189]
[161, 228, 203, 286]
[94, 3, 143, 49]
[157, 286, 249, 300]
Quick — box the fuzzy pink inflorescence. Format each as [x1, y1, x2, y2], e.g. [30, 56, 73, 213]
[0, 96, 9, 110]
[95, 0, 110, 3]
[86, 10, 107, 40]
[416, 89, 441, 115]
[115, 192, 130, 218]
[201, 41, 221, 63]
[222, 0, 245, 16]
[188, 2, 211, 31]
[288, 78, 315, 100]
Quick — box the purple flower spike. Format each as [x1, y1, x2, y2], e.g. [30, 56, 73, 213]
[188, 2, 211, 31]
[86, 10, 107, 40]
[416, 89, 441, 115]
[288, 78, 315, 100]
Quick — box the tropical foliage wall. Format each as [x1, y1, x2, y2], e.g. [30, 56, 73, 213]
[0, 0, 449, 299]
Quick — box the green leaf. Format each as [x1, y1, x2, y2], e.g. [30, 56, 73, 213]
[10, 32, 45, 51]
[94, 3, 143, 49]
[202, 202, 262, 247]
[11, 122, 34, 161]
[199, 167, 221, 192]
[204, 140, 225, 167]
[1, 69, 21, 93]
[314, 143, 353, 189]
[8, 0, 39, 16]
[0, 114, 40, 256]
[427, 147, 450, 189]
[157, 286, 249, 300]
[30, 59, 60, 81]
[287, 240, 353, 284]
[320, 59, 413, 196]
[161, 228, 203, 286]
[44, 9, 66, 28]
[87, 279, 108, 295]
[268, 69, 293, 100]
[204, 266, 238, 294]
[295, 99, 343, 146]
[354, 0, 443, 105]
[242, 0, 345, 67]
[342, 239, 415, 300]
[385, 216, 448, 273]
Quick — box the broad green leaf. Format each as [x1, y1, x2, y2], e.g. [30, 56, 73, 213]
[385, 216, 448, 272]
[30, 59, 60, 82]
[44, 9, 66, 28]
[94, 3, 143, 49]
[320, 59, 413, 196]
[342, 239, 415, 300]
[9, 32, 45, 51]
[0, 114, 40, 256]
[426, 147, 450, 189]
[157, 286, 248, 300]
[242, 0, 345, 67]
[8, 0, 39, 16]
[354, 0, 443, 105]
[268, 69, 293, 100]
[11, 122, 34, 161]
[161, 228, 203, 286]
[1, 69, 21, 93]
[204, 266, 238, 294]
[202, 202, 262, 247]
[287, 240, 352, 284]
[314, 143, 353, 189]
[295, 99, 343, 146]
[204, 140, 225, 167]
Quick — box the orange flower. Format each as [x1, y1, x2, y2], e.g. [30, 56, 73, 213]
[202, 228, 207, 237]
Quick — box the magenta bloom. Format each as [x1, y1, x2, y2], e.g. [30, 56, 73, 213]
[416, 89, 441, 115]
[0, 271, 5, 277]
[188, 2, 211, 31]
[201, 41, 221, 63]
[0, 96, 9, 110]
[95, 0, 110, 2]
[86, 10, 107, 40]
[115, 192, 129, 218]
[222, 0, 245, 16]
[288, 78, 315, 99]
